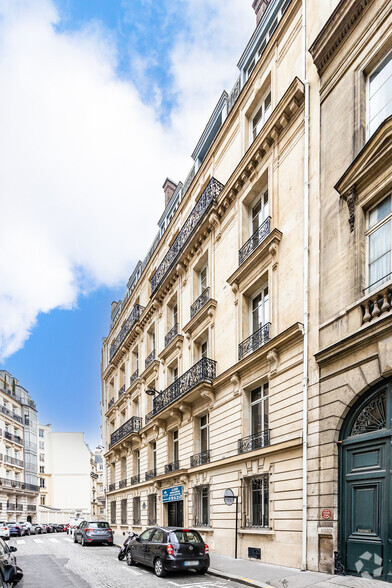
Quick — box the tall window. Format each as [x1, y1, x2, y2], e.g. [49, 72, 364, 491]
[121, 456, 127, 481]
[194, 485, 210, 527]
[200, 339, 208, 359]
[251, 189, 269, 236]
[148, 494, 157, 525]
[110, 501, 116, 524]
[251, 90, 272, 142]
[152, 442, 157, 473]
[121, 499, 127, 525]
[367, 195, 392, 291]
[199, 265, 208, 294]
[40, 477, 45, 488]
[251, 286, 269, 333]
[40, 495, 46, 506]
[136, 450, 140, 477]
[251, 384, 269, 436]
[172, 303, 178, 327]
[133, 497, 141, 525]
[200, 415, 209, 454]
[368, 52, 392, 137]
[39, 429, 44, 438]
[173, 430, 179, 464]
[242, 475, 269, 528]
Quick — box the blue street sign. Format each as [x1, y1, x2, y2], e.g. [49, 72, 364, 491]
[162, 485, 183, 503]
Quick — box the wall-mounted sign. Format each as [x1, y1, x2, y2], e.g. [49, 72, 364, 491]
[322, 508, 332, 520]
[162, 486, 183, 503]
[224, 488, 235, 506]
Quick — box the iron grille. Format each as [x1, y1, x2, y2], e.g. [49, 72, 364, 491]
[165, 461, 180, 474]
[118, 385, 125, 399]
[145, 469, 156, 481]
[145, 349, 156, 370]
[108, 398, 114, 410]
[241, 475, 269, 528]
[164, 323, 178, 347]
[108, 483, 116, 492]
[130, 369, 139, 386]
[148, 494, 157, 525]
[119, 479, 127, 489]
[109, 416, 142, 448]
[131, 474, 140, 485]
[190, 287, 210, 319]
[109, 304, 145, 361]
[239, 217, 271, 265]
[190, 450, 210, 468]
[238, 430, 270, 454]
[239, 323, 270, 361]
[133, 497, 141, 525]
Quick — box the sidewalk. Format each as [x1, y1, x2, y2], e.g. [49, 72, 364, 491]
[113, 533, 386, 587]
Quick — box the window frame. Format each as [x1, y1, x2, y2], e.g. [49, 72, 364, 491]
[365, 194, 392, 292]
[249, 88, 272, 144]
[250, 284, 269, 335]
[193, 484, 210, 527]
[241, 474, 269, 529]
[366, 50, 392, 139]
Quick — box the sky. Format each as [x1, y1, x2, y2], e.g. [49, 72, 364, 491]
[0, 0, 255, 448]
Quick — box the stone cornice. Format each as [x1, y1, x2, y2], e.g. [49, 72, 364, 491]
[309, 0, 371, 76]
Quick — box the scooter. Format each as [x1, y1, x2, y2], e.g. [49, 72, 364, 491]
[118, 531, 136, 561]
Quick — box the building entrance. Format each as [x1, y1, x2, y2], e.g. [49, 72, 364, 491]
[168, 500, 183, 527]
[339, 381, 392, 582]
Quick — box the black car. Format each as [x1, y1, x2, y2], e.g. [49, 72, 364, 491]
[74, 521, 113, 546]
[126, 527, 210, 577]
[0, 536, 23, 586]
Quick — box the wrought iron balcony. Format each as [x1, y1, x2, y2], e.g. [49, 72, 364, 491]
[109, 416, 142, 448]
[119, 479, 127, 489]
[7, 503, 16, 511]
[190, 287, 210, 319]
[108, 483, 116, 492]
[4, 431, 22, 445]
[151, 178, 224, 293]
[15, 504, 23, 511]
[0, 405, 24, 425]
[118, 385, 125, 399]
[27, 505, 37, 511]
[145, 349, 156, 370]
[4, 455, 23, 468]
[165, 461, 180, 474]
[190, 450, 210, 468]
[145, 357, 216, 424]
[0, 478, 38, 492]
[239, 323, 270, 361]
[145, 469, 156, 481]
[164, 323, 178, 347]
[130, 369, 139, 386]
[109, 304, 145, 361]
[239, 216, 271, 265]
[238, 430, 270, 454]
[108, 398, 114, 411]
[131, 474, 140, 485]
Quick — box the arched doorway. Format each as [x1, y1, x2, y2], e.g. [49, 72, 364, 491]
[339, 380, 392, 582]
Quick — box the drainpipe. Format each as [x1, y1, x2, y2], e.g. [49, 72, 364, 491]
[301, 0, 310, 573]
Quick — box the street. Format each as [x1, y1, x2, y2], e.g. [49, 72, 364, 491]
[12, 534, 244, 588]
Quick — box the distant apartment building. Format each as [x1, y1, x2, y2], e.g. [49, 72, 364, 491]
[91, 448, 105, 520]
[0, 371, 39, 522]
[37, 425, 95, 523]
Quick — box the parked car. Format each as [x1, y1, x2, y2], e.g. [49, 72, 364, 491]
[52, 524, 63, 533]
[74, 521, 113, 546]
[0, 524, 10, 540]
[126, 527, 210, 577]
[7, 523, 23, 537]
[67, 518, 84, 535]
[32, 524, 43, 534]
[19, 522, 34, 536]
[0, 537, 23, 585]
[41, 524, 51, 533]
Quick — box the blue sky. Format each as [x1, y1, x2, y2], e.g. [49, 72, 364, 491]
[0, 0, 254, 448]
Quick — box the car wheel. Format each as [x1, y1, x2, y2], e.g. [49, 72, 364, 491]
[154, 558, 167, 578]
[126, 550, 135, 566]
[196, 568, 208, 575]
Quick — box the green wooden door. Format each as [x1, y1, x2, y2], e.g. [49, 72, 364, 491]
[340, 384, 392, 582]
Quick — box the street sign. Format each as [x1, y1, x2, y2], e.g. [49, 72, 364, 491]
[224, 488, 235, 506]
[162, 486, 183, 503]
[322, 508, 332, 520]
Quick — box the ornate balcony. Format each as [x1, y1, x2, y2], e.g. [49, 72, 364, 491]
[145, 357, 216, 425]
[190, 450, 210, 468]
[130, 369, 139, 386]
[119, 479, 127, 489]
[145, 469, 156, 481]
[145, 349, 156, 370]
[109, 416, 142, 448]
[0, 478, 38, 492]
[118, 385, 125, 399]
[7, 504, 16, 511]
[131, 474, 140, 485]
[190, 288, 210, 319]
[151, 178, 224, 294]
[239, 323, 270, 361]
[109, 304, 145, 362]
[238, 430, 270, 454]
[15, 504, 23, 511]
[27, 505, 37, 511]
[108, 483, 116, 492]
[0, 405, 24, 425]
[239, 217, 271, 265]
[164, 323, 178, 348]
[165, 461, 180, 474]
[4, 455, 23, 468]
[108, 398, 114, 411]
[4, 432, 22, 445]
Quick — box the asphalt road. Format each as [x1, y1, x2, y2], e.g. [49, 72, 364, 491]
[10, 533, 243, 588]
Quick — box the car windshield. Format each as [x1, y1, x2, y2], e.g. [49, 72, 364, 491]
[87, 522, 109, 528]
[170, 530, 203, 544]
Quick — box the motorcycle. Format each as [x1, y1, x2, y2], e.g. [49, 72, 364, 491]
[118, 531, 137, 561]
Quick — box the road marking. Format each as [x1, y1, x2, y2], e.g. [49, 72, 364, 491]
[33, 538, 43, 544]
[49, 538, 59, 543]
[16, 540, 25, 545]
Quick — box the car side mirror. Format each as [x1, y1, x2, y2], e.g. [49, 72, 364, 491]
[135, 536, 141, 542]
[9, 546, 17, 552]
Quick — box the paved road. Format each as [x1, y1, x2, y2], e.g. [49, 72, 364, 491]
[11, 533, 242, 588]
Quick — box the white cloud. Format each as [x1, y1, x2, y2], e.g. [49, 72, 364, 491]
[0, 0, 254, 359]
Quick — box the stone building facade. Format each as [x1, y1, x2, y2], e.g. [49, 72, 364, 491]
[101, 0, 392, 581]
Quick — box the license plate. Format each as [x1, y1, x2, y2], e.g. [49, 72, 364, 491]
[184, 561, 199, 566]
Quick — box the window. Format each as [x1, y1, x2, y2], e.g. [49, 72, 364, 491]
[251, 286, 269, 334]
[251, 383, 269, 436]
[133, 497, 141, 525]
[200, 339, 208, 359]
[172, 303, 178, 327]
[121, 499, 127, 525]
[148, 494, 157, 525]
[250, 90, 272, 142]
[199, 265, 208, 294]
[367, 195, 392, 291]
[110, 501, 116, 524]
[194, 485, 210, 527]
[151, 442, 157, 473]
[250, 189, 269, 236]
[241, 475, 269, 528]
[368, 52, 392, 137]
[173, 430, 179, 464]
[40, 495, 46, 506]
[39, 466, 44, 474]
[200, 415, 209, 454]
[121, 456, 127, 481]
[39, 454, 44, 462]
[40, 477, 45, 488]
[39, 441, 44, 450]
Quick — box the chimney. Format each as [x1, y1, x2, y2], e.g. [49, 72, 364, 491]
[252, 0, 272, 25]
[162, 178, 178, 208]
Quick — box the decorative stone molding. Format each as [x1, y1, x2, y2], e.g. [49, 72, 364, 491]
[231, 372, 242, 397]
[209, 211, 221, 240]
[346, 189, 356, 232]
[169, 408, 182, 428]
[267, 348, 279, 377]
[201, 388, 215, 407]
[179, 402, 192, 423]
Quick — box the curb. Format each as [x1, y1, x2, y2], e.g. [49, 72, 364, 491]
[207, 567, 270, 588]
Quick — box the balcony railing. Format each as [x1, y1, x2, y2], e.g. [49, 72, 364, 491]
[4, 455, 23, 468]
[190, 288, 210, 319]
[131, 475, 140, 485]
[108, 398, 114, 411]
[238, 430, 270, 454]
[151, 178, 224, 293]
[109, 416, 142, 448]
[118, 385, 125, 399]
[4, 432, 22, 445]
[7, 504, 16, 511]
[145, 349, 155, 370]
[108, 483, 116, 492]
[15, 504, 23, 511]
[0, 405, 23, 424]
[27, 505, 37, 511]
[130, 369, 139, 386]
[164, 323, 178, 348]
[239, 323, 270, 361]
[165, 461, 180, 474]
[145, 469, 156, 481]
[109, 304, 145, 361]
[0, 478, 38, 492]
[145, 357, 216, 424]
[239, 217, 271, 265]
[119, 479, 127, 489]
[190, 450, 210, 468]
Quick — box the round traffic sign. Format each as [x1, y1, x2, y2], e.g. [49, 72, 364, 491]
[224, 488, 235, 506]
[322, 508, 332, 520]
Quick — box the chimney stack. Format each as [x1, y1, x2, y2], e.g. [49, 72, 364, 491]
[252, 0, 272, 25]
[162, 178, 178, 208]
